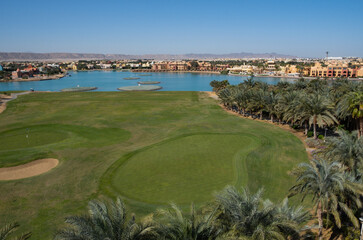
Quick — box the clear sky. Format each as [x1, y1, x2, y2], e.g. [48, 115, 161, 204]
[1, 0, 362, 58]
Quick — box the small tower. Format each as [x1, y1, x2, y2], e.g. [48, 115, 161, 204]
[326, 51, 329, 59]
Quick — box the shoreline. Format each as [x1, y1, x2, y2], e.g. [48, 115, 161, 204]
[1, 69, 362, 84]
[228, 73, 363, 80]
[2, 73, 67, 82]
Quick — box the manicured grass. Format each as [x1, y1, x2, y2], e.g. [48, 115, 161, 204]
[111, 133, 260, 204]
[0, 91, 308, 239]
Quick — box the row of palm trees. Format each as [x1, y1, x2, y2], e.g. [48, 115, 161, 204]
[53, 187, 311, 240]
[214, 78, 363, 139]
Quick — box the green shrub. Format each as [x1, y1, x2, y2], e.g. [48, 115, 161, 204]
[307, 131, 313, 138]
[318, 135, 324, 140]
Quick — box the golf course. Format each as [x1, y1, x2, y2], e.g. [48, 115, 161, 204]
[0, 91, 308, 239]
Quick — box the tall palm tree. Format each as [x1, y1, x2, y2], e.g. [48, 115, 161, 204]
[0, 222, 31, 240]
[250, 89, 267, 119]
[290, 159, 363, 240]
[155, 204, 220, 240]
[264, 92, 278, 122]
[233, 86, 250, 116]
[337, 90, 363, 138]
[323, 130, 363, 177]
[55, 198, 158, 240]
[213, 186, 306, 240]
[299, 94, 338, 139]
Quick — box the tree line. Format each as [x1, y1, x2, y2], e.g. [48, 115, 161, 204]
[210, 78, 362, 139]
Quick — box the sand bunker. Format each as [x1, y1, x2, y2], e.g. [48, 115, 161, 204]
[0, 158, 59, 180]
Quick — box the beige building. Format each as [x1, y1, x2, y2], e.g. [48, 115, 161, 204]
[310, 62, 359, 78]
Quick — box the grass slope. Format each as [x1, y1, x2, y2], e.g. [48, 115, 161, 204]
[0, 91, 308, 239]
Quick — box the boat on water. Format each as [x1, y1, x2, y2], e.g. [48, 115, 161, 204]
[139, 74, 152, 76]
[123, 77, 140, 80]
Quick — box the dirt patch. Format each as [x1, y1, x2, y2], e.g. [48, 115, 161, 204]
[0, 158, 59, 181]
[0, 103, 5, 114]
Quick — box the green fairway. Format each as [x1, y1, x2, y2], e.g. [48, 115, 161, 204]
[111, 133, 260, 204]
[0, 91, 308, 239]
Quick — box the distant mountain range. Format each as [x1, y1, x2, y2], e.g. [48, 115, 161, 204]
[0, 52, 297, 61]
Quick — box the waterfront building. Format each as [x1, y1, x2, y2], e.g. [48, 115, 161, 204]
[357, 67, 363, 77]
[310, 62, 358, 78]
[198, 61, 212, 71]
[266, 60, 276, 71]
[227, 64, 256, 74]
[11, 64, 38, 79]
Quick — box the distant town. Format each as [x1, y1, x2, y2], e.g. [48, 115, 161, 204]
[1, 56, 362, 82]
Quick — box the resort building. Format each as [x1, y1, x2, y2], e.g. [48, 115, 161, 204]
[357, 67, 363, 77]
[310, 62, 359, 78]
[11, 64, 38, 79]
[266, 60, 276, 71]
[198, 61, 212, 71]
[227, 64, 256, 74]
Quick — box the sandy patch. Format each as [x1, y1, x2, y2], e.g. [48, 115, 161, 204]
[0, 158, 59, 181]
[0, 103, 5, 114]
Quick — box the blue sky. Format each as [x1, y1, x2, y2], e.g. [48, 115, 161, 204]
[1, 0, 362, 57]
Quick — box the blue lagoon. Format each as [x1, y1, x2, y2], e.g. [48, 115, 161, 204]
[0, 71, 296, 92]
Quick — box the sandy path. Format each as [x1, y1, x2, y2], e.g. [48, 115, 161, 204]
[0, 91, 31, 114]
[0, 158, 59, 180]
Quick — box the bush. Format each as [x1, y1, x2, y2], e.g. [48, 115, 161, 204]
[305, 138, 324, 148]
[307, 131, 313, 138]
[318, 135, 324, 140]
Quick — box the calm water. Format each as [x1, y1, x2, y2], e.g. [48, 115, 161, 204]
[0, 71, 296, 92]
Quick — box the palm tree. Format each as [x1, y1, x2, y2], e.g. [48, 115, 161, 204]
[218, 86, 237, 110]
[266, 92, 279, 122]
[290, 159, 363, 240]
[323, 130, 363, 177]
[250, 89, 267, 119]
[337, 90, 363, 138]
[299, 94, 338, 139]
[0, 222, 31, 240]
[213, 186, 306, 240]
[155, 204, 220, 240]
[55, 198, 158, 240]
[233, 85, 250, 116]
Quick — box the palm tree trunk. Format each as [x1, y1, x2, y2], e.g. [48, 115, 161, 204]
[314, 117, 317, 139]
[260, 112, 262, 120]
[271, 115, 274, 122]
[317, 202, 323, 240]
[304, 121, 308, 135]
[359, 117, 362, 139]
